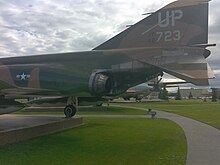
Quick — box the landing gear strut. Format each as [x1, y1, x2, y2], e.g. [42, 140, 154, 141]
[64, 97, 78, 118]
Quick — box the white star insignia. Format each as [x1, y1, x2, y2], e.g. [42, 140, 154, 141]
[20, 73, 26, 80]
[16, 72, 31, 81]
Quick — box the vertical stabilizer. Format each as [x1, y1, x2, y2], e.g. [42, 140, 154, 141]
[94, 0, 210, 50]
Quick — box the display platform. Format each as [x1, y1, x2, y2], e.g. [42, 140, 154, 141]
[0, 115, 83, 145]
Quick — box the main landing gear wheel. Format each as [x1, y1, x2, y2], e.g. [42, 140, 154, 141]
[64, 105, 76, 118]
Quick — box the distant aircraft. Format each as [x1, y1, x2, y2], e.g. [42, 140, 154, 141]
[119, 84, 151, 101]
[120, 77, 188, 101]
[148, 77, 188, 91]
[0, 0, 215, 117]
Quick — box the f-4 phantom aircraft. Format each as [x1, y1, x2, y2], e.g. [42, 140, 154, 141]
[0, 0, 215, 117]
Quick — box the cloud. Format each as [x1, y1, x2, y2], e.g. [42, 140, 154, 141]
[0, 0, 175, 56]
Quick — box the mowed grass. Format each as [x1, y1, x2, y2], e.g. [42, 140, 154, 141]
[78, 106, 148, 115]
[16, 106, 148, 115]
[0, 118, 186, 165]
[129, 100, 220, 129]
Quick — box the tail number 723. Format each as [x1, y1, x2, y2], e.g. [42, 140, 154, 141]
[156, 30, 181, 42]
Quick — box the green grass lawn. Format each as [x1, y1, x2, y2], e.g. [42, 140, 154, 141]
[16, 106, 148, 115]
[0, 118, 186, 165]
[128, 100, 220, 129]
[78, 106, 148, 115]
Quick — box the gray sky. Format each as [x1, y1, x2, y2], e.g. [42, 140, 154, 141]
[0, 0, 219, 87]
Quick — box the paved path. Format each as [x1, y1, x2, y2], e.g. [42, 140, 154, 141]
[117, 106, 220, 165]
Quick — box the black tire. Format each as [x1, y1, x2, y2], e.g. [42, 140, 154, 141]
[64, 105, 76, 118]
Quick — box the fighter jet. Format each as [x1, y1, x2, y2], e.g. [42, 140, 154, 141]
[120, 77, 188, 101]
[0, 0, 215, 117]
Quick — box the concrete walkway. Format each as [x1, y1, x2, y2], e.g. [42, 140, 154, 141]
[122, 106, 220, 165]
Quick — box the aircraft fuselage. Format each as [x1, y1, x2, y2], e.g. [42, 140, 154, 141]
[0, 48, 162, 97]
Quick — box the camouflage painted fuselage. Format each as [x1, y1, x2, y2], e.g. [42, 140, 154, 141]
[0, 48, 160, 97]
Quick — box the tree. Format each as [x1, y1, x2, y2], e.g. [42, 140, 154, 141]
[212, 88, 217, 102]
[159, 87, 168, 100]
[175, 87, 182, 100]
[188, 91, 193, 100]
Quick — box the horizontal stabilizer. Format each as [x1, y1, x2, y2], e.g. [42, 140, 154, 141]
[138, 47, 215, 86]
[157, 64, 213, 86]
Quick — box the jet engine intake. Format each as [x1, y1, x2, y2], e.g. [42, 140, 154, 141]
[89, 72, 112, 96]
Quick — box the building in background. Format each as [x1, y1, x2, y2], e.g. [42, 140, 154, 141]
[179, 88, 211, 99]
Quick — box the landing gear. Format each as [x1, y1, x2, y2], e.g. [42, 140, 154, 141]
[64, 97, 78, 118]
[64, 105, 77, 118]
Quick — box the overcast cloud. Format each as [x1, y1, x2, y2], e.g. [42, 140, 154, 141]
[0, 0, 219, 87]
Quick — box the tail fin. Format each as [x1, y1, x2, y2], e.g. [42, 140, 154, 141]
[94, 0, 210, 50]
